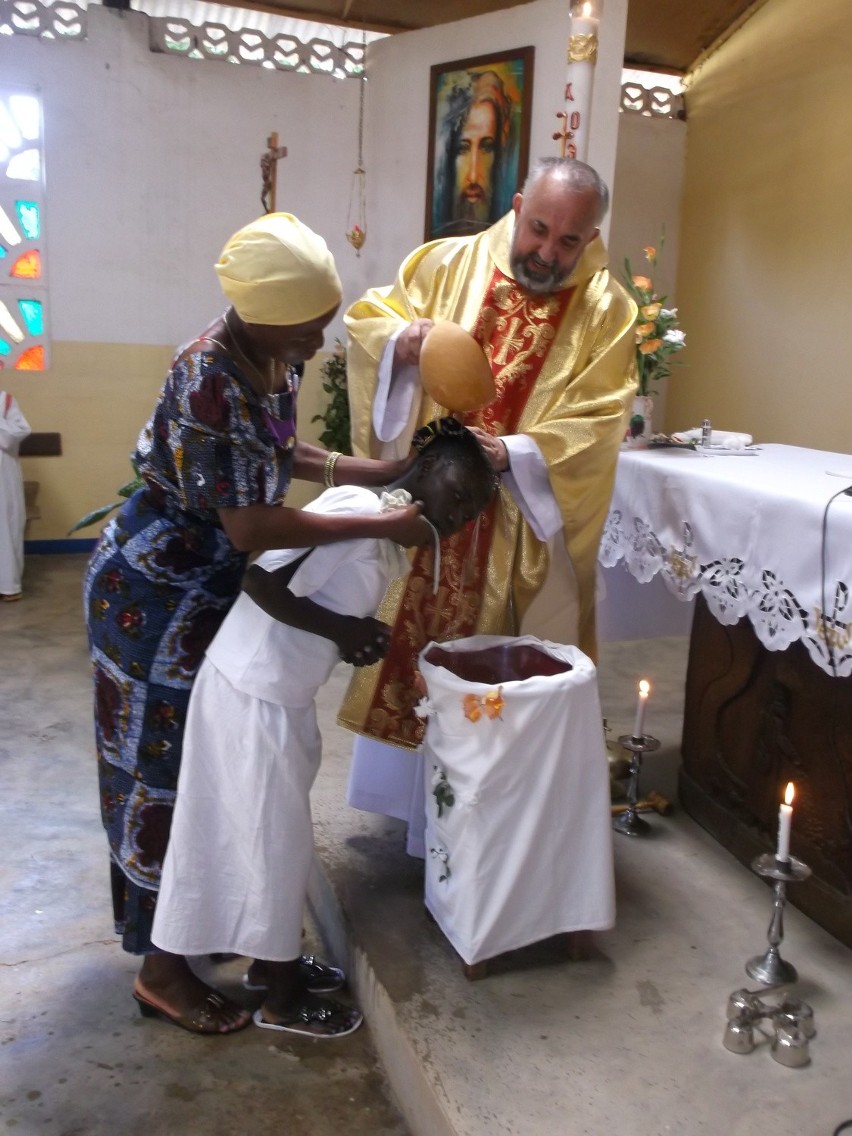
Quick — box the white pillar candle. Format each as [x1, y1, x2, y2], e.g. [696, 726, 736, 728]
[565, 1, 600, 162]
[632, 679, 650, 740]
[776, 782, 795, 863]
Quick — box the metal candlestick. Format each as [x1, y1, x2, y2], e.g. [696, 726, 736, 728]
[612, 734, 661, 836]
[746, 853, 812, 986]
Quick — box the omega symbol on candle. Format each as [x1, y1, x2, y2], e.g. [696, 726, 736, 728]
[776, 782, 795, 864]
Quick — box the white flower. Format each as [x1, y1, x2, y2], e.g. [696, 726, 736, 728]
[414, 696, 434, 719]
[663, 329, 686, 346]
[660, 307, 678, 319]
[431, 765, 445, 788]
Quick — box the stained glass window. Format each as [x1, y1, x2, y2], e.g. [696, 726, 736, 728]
[0, 89, 47, 371]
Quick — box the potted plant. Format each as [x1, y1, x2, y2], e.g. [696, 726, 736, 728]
[311, 338, 352, 455]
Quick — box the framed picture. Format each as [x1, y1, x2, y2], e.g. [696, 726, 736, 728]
[425, 46, 534, 243]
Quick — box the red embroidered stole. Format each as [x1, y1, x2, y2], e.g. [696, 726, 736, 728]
[363, 269, 574, 747]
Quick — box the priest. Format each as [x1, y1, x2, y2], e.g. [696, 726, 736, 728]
[339, 157, 637, 850]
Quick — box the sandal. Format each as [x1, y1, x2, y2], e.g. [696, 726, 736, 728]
[133, 987, 251, 1035]
[252, 996, 362, 1039]
[243, 954, 346, 994]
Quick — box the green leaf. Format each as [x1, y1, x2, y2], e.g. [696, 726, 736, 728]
[68, 502, 121, 534]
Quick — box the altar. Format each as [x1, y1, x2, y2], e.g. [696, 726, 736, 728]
[599, 444, 852, 947]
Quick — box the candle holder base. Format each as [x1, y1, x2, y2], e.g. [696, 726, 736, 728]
[611, 808, 652, 837]
[612, 735, 660, 838]
[745, 853, 811, 987]
[745, 947, 798, 987]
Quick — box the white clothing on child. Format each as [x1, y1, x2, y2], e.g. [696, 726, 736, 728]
[152, 485, 408, 960]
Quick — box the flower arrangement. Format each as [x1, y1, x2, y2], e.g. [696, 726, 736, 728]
[622, 239, 686, 397]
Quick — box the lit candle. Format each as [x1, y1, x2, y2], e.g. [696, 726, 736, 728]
[632, 679, 650, 741]
[565, 0, 601, 163]
[776, 782, 795, 863]
[571, 0, 600, 37]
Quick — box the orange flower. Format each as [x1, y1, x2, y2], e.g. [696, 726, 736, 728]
[463, 694, 482, 722]
[463, 688, 505, 721]
[632, 275, 652, 291]
[641, 302, 661, 320]
[482, 689, 505, 720]
[639, 338, 663, 355]
[643, 245, 657, 263]
[636, 322, 656, 337]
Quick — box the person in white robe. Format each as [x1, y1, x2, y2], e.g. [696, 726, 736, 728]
[0, 390, 32, 601]
[152, 422, 497, 1038]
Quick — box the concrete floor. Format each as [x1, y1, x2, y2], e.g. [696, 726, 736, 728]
[3, 554, 852, 1136]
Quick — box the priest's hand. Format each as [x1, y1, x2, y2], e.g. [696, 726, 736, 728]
[394, 319, 434, 368]
[469, 426, 510, 473]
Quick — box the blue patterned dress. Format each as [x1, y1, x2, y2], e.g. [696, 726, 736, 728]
[84, 345, 297, 953]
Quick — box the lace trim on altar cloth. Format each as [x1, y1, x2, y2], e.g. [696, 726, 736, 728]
[599, 510, 852, 678]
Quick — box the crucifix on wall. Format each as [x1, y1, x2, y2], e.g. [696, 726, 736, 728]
[260, 131, 287, 213]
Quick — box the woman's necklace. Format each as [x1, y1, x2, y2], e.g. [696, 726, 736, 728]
[225, 311, 278, 397]
[202, 312, 277, 398]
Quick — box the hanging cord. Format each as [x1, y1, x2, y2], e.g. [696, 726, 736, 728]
[346, 35, 367, 254]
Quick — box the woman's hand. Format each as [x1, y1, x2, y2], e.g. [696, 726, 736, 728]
[377, 502, 434, 547]
[337, 616, 392, 667]
[394, 319, 434, 368]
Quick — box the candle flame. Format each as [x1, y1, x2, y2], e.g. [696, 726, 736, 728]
[581, 1, 593, 14]
[784, 782, 795, 806]
[638, 679, 650, 697]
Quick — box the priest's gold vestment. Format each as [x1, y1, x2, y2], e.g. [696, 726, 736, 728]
[339, 211, 637, 750]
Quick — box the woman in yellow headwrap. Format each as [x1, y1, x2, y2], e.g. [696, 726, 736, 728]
[84, 214, 429, 1036]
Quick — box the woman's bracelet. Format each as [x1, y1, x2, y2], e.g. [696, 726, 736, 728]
[324, 450, 342, 488]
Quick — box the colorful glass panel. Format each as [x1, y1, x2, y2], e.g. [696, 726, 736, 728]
[0, 102, 21, 150]
[1, 88, 46, 370]
[0, 299, 23, 342]
[18, 298, 42, 335]
[10, 249, 40, 279]
[0, 204, 20, 247]
[6, 149, 40, 181]
[15, 344, 44, 370]
[9, 95, 39, 142]
[17, 200, 39, 238]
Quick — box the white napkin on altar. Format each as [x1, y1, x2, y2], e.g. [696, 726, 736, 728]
[672, 428, 753, 449]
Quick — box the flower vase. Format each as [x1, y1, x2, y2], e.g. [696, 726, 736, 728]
[622, 395, 653, 449]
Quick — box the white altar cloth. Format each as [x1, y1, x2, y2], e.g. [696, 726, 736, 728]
[599, 444, 852, 676]
[417, 635, 615, 966]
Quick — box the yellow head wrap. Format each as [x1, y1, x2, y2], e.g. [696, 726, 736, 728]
[214, 213, 342, 326]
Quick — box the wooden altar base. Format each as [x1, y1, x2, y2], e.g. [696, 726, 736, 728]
[680, 594, 852, 950]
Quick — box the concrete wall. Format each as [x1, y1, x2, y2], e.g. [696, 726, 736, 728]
[359, 0, 629, 286]
[609, 110, 687, 430]
[2, 5, 364, 532]
[665, 0, 852, 450]
[2, 0, 629, 541]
